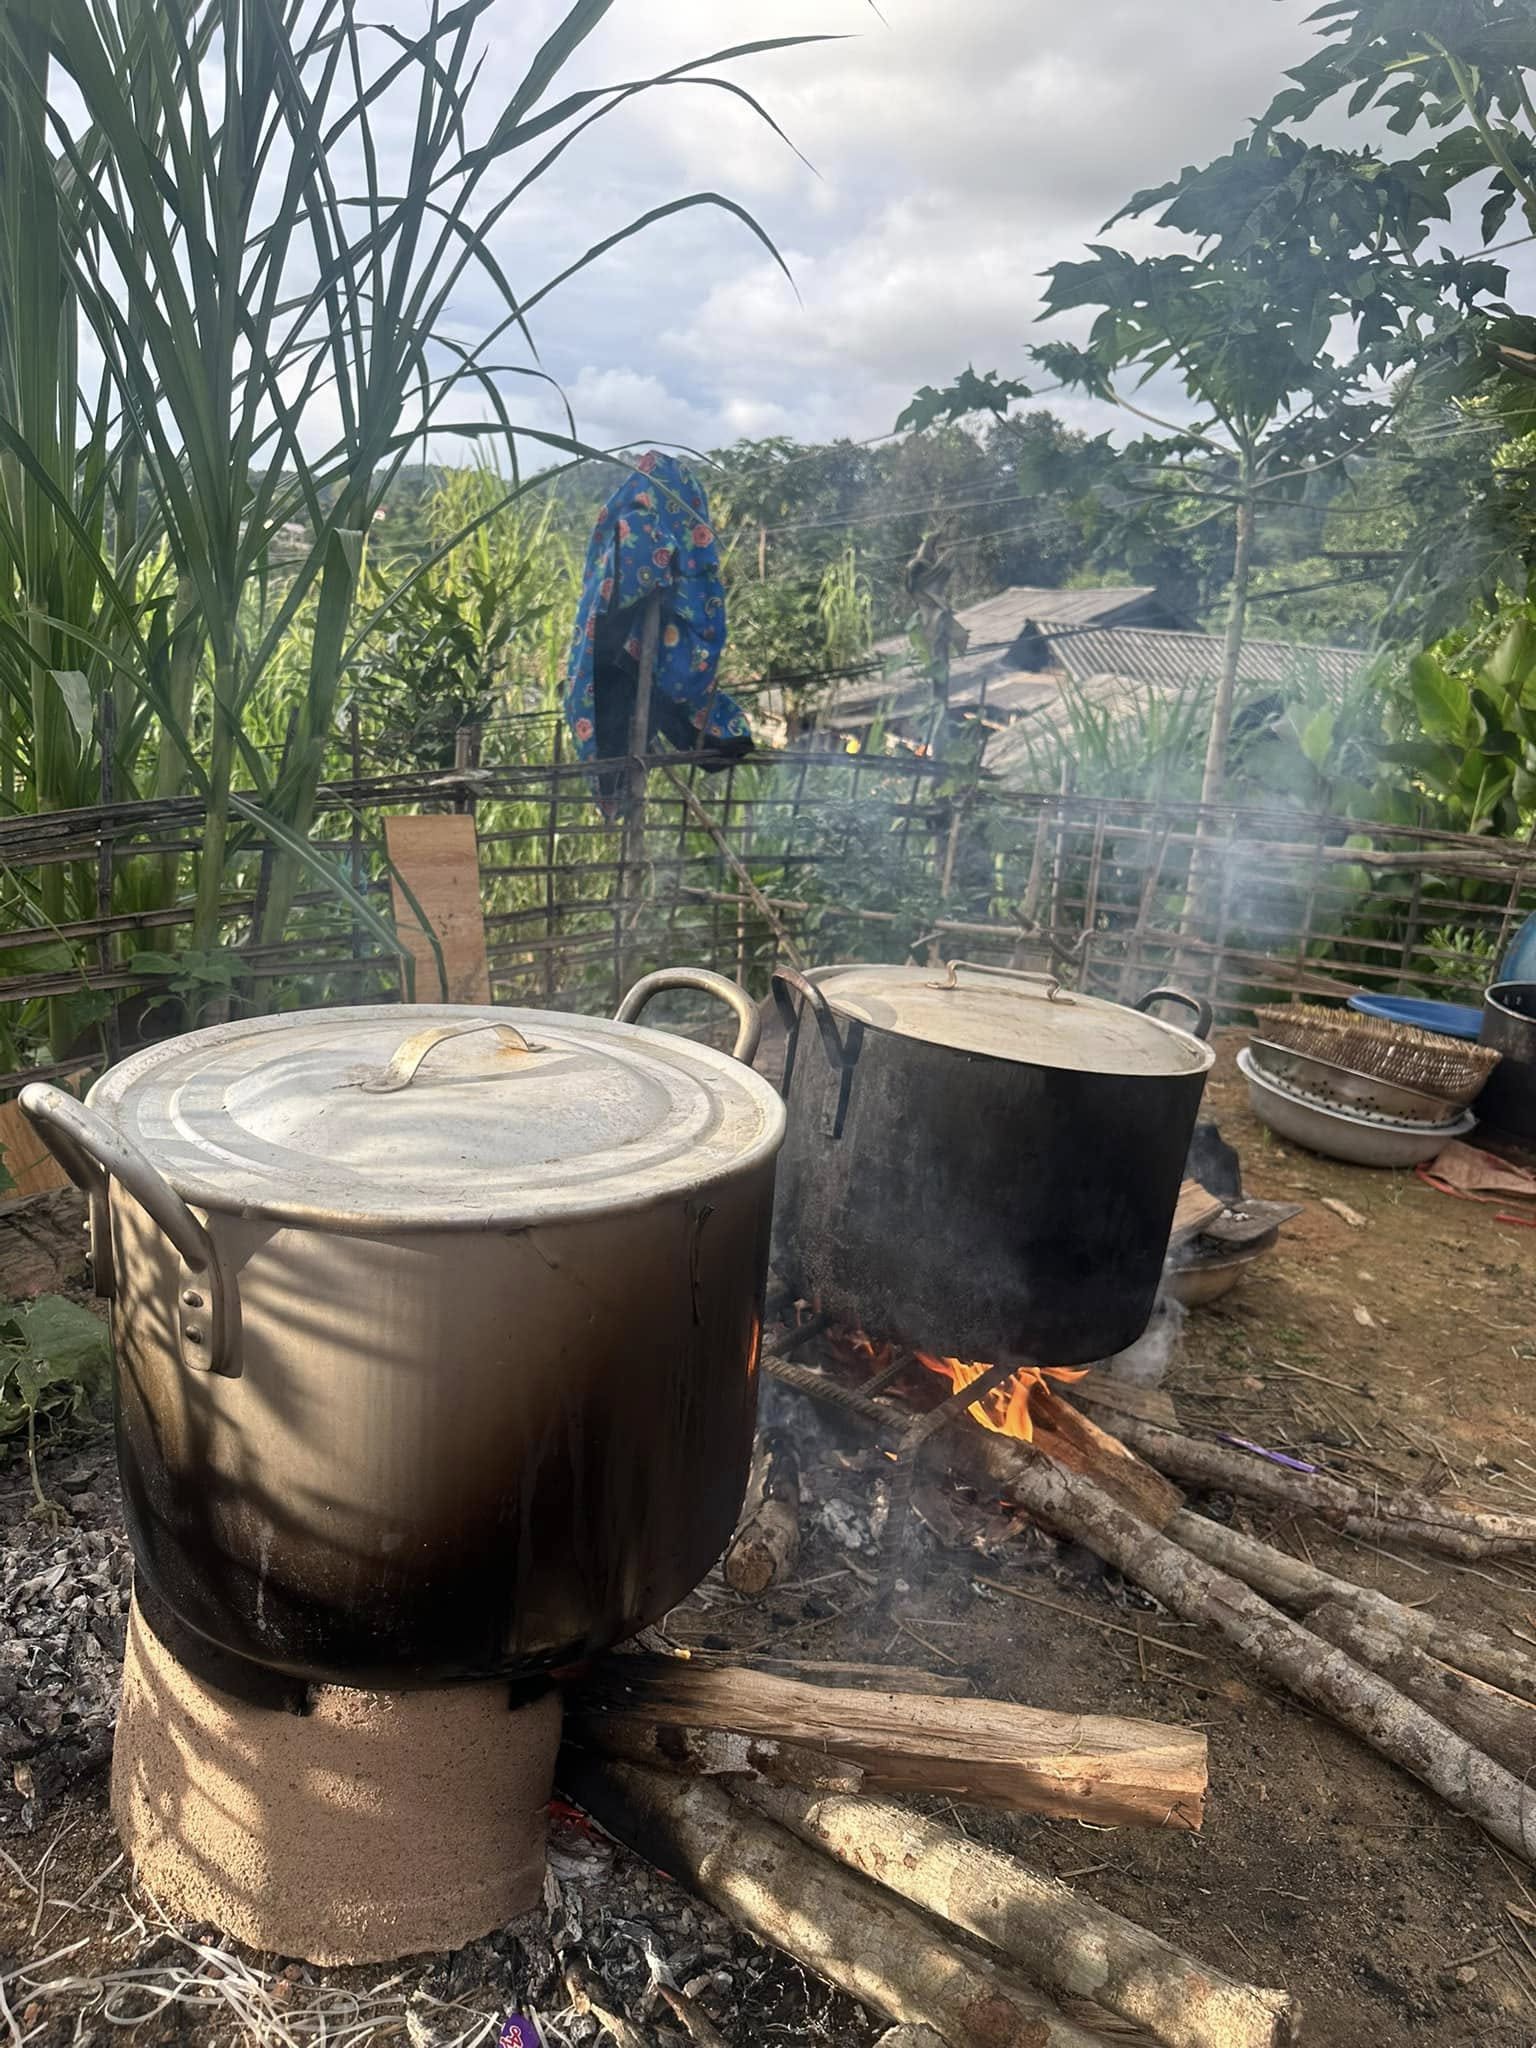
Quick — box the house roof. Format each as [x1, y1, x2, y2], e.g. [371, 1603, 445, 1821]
[1049, 625, 1367, 693]
[825, 583, 1369, 737]
[965, 586, 1162, 632]
[833, 585, 1166, 724]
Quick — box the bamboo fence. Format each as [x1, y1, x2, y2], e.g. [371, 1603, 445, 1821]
[2, 724, 1534, 1097]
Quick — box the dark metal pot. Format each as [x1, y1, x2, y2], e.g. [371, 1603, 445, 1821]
[1478, 982, 1536, 1140]
[770, 962, 1214, 1364]
[22, 972, 783, 1689]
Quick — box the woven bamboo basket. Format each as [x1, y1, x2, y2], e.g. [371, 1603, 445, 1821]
[1251, 1005, 1499, 1107]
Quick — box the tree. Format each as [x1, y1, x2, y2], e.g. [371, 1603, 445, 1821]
[901, 132, 1454, 805]
[1261, 0, 1536, 631]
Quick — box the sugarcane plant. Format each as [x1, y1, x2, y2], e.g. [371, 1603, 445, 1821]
[0, 0, 816, 1055]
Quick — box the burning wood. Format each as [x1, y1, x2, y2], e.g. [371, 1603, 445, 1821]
[723, 1428, 800, 1598]
[913, 1353, 1088, 1443]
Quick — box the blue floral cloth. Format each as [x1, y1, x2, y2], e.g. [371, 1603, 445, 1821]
[564, 452, 750, 770]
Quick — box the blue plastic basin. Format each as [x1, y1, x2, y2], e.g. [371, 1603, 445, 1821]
[1346, 994, 1485, 1041]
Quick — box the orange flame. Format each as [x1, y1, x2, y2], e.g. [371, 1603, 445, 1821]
[915, 1354, 1089, 1444]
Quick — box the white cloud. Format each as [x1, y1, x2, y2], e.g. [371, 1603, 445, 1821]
[400, 0, 1495, 456]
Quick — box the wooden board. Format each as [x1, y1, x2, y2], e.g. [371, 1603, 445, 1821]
[0, 1072, 91, 1196]
[576, 1656, 1206, 1831]
[384, 814, 489, 1003]
[1168, 1178, 1225, 1249]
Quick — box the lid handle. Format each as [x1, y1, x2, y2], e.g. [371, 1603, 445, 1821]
[18, 1083, 241, 1378]
[927, 961, 1075, 1005]
[615, 968, 761, 1065]
[360, 1020, 540, 1094]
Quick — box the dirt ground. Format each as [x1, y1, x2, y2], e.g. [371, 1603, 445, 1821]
[3, 1028, 1536, 2045]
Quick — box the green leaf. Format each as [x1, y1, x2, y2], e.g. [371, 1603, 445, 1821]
[1298, 706, 1336, 769]
[49, 669, 93, 744]
[3, 1297, 111, 1397]
[1408, 654, 1470, 739]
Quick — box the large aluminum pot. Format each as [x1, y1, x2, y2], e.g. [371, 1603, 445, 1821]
[22, 971, 784, 1688]
[770, 961, 1214, 1364]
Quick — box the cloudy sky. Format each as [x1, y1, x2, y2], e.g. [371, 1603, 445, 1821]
[442, 0, 1355, 462]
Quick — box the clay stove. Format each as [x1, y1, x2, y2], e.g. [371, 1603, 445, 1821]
[113, 1593, 563, 1964]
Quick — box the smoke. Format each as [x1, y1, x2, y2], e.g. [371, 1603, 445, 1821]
[1098, 1291, 1185, 1388]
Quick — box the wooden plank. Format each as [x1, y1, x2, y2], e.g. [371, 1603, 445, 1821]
[575, 1655, 1206, 1831]
[0, 1071, 91, 1195]
[384, 813, 489, 1003]
[1169, 1179, 1225, 1249]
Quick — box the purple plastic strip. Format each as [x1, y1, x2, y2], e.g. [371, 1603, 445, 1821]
[1218, 1433, 1321, 1475]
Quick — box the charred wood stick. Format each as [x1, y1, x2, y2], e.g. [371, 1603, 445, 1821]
[1004, 1384, 1182, 1530]
[1000, 1452, 1536, 1865]
[1111, 1418, 1536, 1559]
[741, 1782, 1300, 2048]
[882, 1359, 1033, 1602]
[559, 1755, 1111, 2048]
[562, 1954, 656, 2048]
[566, 1712, 865, 1794]
[1170, 1511, 1536, 1704]
[656, 1984, 728, 2047]
[724, 1429, 801, 1598]
[574, 1654, 1205, 1830]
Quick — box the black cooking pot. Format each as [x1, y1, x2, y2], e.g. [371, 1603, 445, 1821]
[1478, 983, 1536, 1141]
[770, 962, 1215, 1365]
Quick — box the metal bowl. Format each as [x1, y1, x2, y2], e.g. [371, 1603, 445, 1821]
[1247, 1038, 1466, 1126]
[1237, 1049, 1476, 1168]
[1165, 1232, 1279, 1309]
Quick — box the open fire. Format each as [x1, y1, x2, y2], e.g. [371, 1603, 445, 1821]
[915, 1354, 1088, 1443]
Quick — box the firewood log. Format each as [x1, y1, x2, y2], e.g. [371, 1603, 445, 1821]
[576, 1655, 1205, 1830]
[565, 1712, 865, 1794]
[998, 1452, 1536, 1866]
[1111, 1419, 1536, 1559]
[740, 1783, 1300, 2048]
[558, 1755, 1113, 2048]
[724, 1429, 801, 1597]
[1171, 1512, 1536, 1705]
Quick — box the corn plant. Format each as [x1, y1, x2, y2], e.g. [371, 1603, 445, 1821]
[0, 0, 815, 1041]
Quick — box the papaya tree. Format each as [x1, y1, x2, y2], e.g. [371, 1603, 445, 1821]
[900, 132, 1462, 807]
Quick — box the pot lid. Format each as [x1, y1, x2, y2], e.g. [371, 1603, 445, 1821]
[87, 1004, 785, 1231]
[809, 963, 1213, 1078]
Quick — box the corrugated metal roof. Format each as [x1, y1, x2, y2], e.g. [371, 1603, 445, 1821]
[827, 588, 1367, 729]
[837, 586, 1167, 723]
[1050, 626, 1367, 692]
[976, 586, 1162, 631]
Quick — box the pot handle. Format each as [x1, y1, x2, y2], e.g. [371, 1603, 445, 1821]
[771, 967, 857, 1076]
[1135, 987, 1214, 1043]
[615, 968, 761, 1065]
[18, 1083, 241, 1378]
[360, 1020, 540, 1094]
[928, 960, 1075, 1004]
